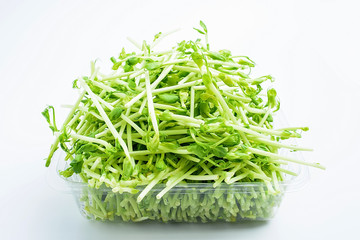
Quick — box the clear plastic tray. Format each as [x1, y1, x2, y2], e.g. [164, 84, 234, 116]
[50, 148, 309, 223]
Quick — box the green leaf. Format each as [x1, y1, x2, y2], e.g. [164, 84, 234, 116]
[159, 110, 173, 121]
[72, 79, 79, 89]
[267, 88, 277, 108]
[161, 141, 179, 150]
[212, 146, 228, 158]
[158, 93, 179, 103]
[191, 52, 204, 69]
[280, 130, 301, 139]
[128, 79, 136, 90]
[123, 63, 133, 72]
[219, 49, 231, 58]
[200, 20, 208, 33]
[223, 134, 241, 147]
[250, 75, 273, 85]
[112, 62, 122, 70]
[193, 27, 205, 35]
[70, 154, 83, 173]
[199, 101, 210, 118]
[145, 132, 160, 153]
[122, 158, 133, 179]
[187, 143, 209, 159]
[119, 48, 127, 59]
[237, 71, 249, 79]
[109, 107, 124, 120]
[110, 57, 117, 63]
[126, 57, 139, 66]
[200, 122, 233, 134]
[42, 106, 58, 134]
[42, 108, 50, 124]
[238, 58, 255, 67]
[155, 154, 167, 171]
[215, 159, 230, 168]
[208, 52, 226, 61]
[166, 74, 180, 86]
[59, 167, 74, 178]
[177, 40, 187, 52]
[153, 32, 162, 41]
[179, 90, 189, 108]
[218, 73, 235, 87]
[256, 144, 271, 152]
[200, 92, 216, 102]
[145, 61, 162, 70]
[202, 74, 212, 89]
[77, 143, 98, 153]
[225, 151, 251, 162]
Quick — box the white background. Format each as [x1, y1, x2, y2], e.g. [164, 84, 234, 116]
[1, 0, 359, 239]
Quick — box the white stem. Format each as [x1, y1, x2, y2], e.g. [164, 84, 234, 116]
[125, 52, 178, 108]
[222, 91, 251, 103]
[258, 108, 272, 127]
[69, 132, 111, 149]
[227, 172, 249, 184]
[127, 123, 133, 152]
[178, 72, 196, 85]
[150, 28, 181, 48]
[145, 71, 159, 134]
[138, 98, 147, 114]
[185, 175, 219, 181]
[237, 106, 249, 125]
[173, 65, 201, 74]
[137, 171, 167, 202]
[169, 112, 204, 125]
[93, 94, 114, 111]
[78, 77, 134, 167]
[156, 167, 198, 199]
[67, 110, 82, 128]
[152, 79, 201, 95]
[207, 60, 243, 68]
[241, 103, 267, 114]
[126, 36, 142, 49]
[247, 147, 325, 170]
[190, 87, 195, 118]
[248, 136, 313, 151]
[121, 114, 146, 136]
[153, 103, 184, 112]
[95, 112, 141, 138]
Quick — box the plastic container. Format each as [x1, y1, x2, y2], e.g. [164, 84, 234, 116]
[52, 148, 309, 223]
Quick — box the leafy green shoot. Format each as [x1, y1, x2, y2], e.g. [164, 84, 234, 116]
[43, 22, 323, 211]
